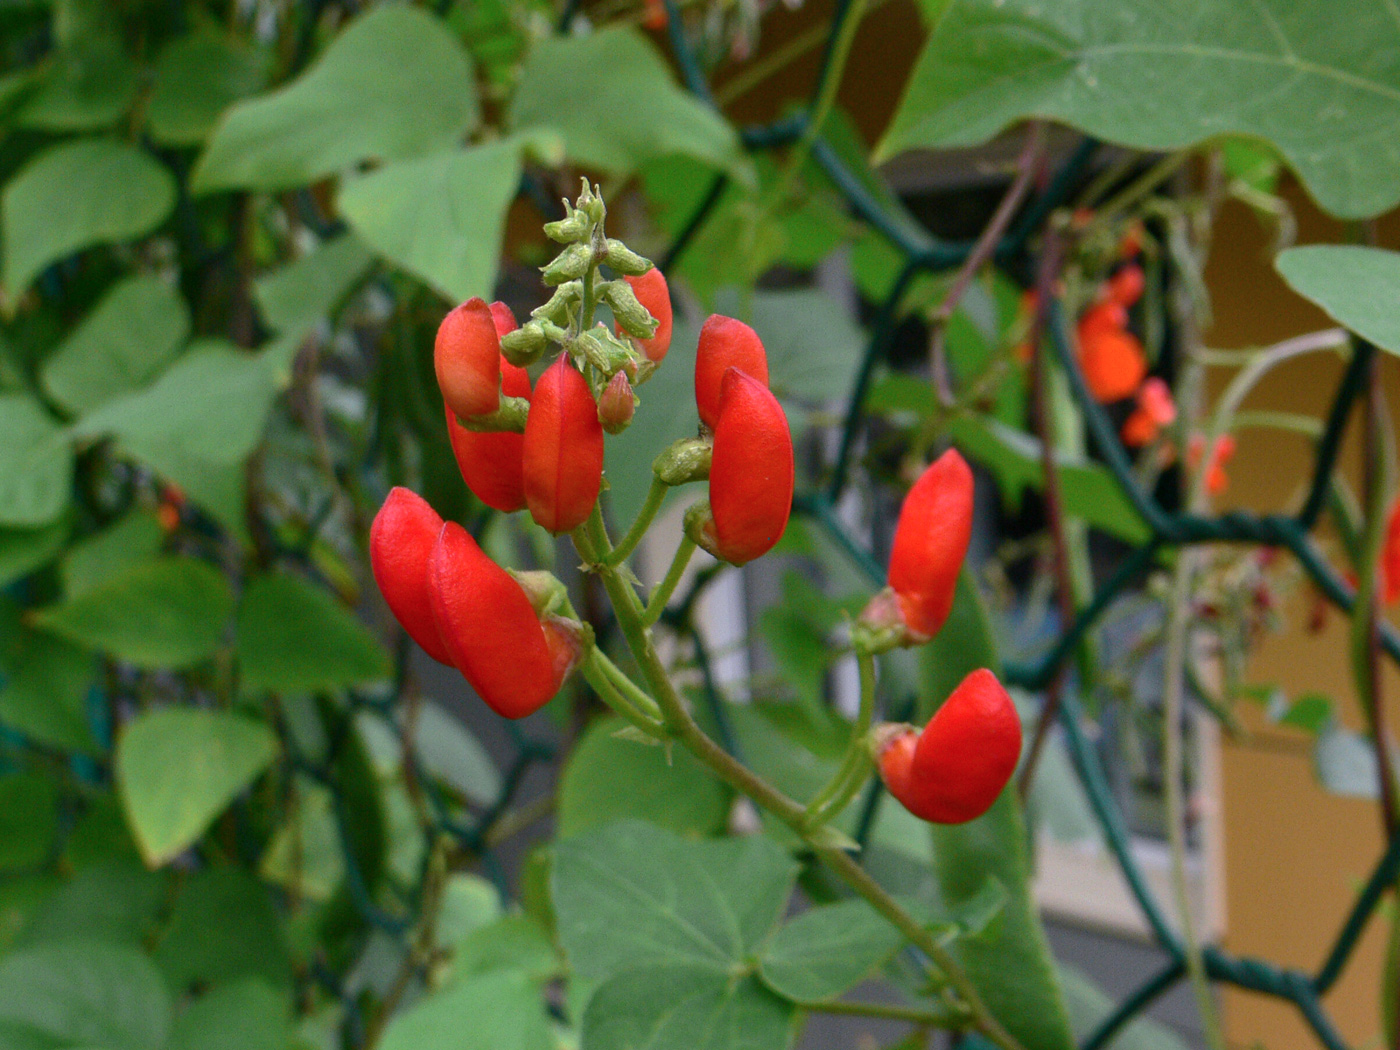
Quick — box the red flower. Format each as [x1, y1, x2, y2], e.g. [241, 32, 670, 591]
[878, 668, 1023, 824]
[436, 298, 503, 420]
[885, 449, 975, 642]
[1121, 377, 1176, 447]
[522, 355, 604, 533]
[1382, 496, 1400, 605]
[1106, 263, 1145, 308]
[446, 303, 532, 512]
[1077, 322, 1147, 403]
[370, 488, 454, 665]
[428, 522, 581, 718]
[695, 315, 768, 430]
[1187, 433, 1237, 496]
[703, 368, 793, 565]
[624, 269, 673, 364]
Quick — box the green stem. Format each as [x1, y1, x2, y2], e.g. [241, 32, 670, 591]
[605, 476, 668, 567]
[592, 649, 665, 723]
[802, 998, 967, 1026]
[803, 649, 878, 825]
[579, 652, 666, 738]
[570, 536, 1026, 1050]
[642, 537, 697, 628]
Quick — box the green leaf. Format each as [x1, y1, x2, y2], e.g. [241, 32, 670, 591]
[17, 36, 136, 131]
[192, 5, 478, 193]
[878, 0, 1400, 219]
[758, 898, 905, 1003]
[148, 30, 273, 147]
[949, 414, 1150, 544]
[1276, 245, 1400, 355]
[235, 573, 390, 693]
[18, 862, 167, 947]
[437, 874, 504, 947]
[339, 141, 522, 303]
[557, 716, 731, 839]
[582, 964, 793, 1050]
[33, 557, 233, 669]
[0, 518, 68, 590]
[552, 821, 799, 983]
[153, 867, 292, 993]
[411, 701, 502, 806]
[165, 978, 291, 1050]
[921, 573, 1075, 1050]
[1314, 724, 1384, 799]
[253, 233, 374, 335]
[0, 395, 73, 527]
[1060, 963, 1190, 1050]
[2, 139, 174, 295]
[0, 775, 57, 873]
[379, 971, 552, 1050]
[0, 631, 97, 753]
[116, 708, 277, 866]
[508, 27, 744, 180]
[42, 275, 190, 414]
[0, 941, 172, 1050]
[452, 915, 560, 983]
[60, 511, 165, 597]
[258, 779, 343, 902]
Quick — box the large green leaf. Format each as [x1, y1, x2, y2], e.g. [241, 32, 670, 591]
[42, 275, 190, 414]
[17, 36, 136, 131]
[253, 233, 374, 334]
[582, 964, 792, 1050]
[557, 716, 731, 839]
[0, 631, 96, 753]
[60, 511, 165, 598]
[0, 941, 171, 1050]
[921, 573, 1075, 1050]
[148, 30, 273, 147]
[552, 821, 799, 984]
[192, 5, 478, 193]
[164, 978, 291, 1050]
[757, 898, 905, 1003]
[0, 518, 68, 590]
[18, 862, 167, 947]
[32, 557, 233, 669]
[508, 27, 744, 179]
[1276, 245, 1400, 355]
[117, 708, 278, 866]
[949, 415, 1150, 544]
[379, 971, 552, 1050]
[0, 775, 58, 873]
[878, 0, 1400, 219]
[339, 140, 523, 303]
[2, 139, 174, 294]
[0, 396, 73, 527]
[153, 867, 291, 993]
[235, 573, 390, 693]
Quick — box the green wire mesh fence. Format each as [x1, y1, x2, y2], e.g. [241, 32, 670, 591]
[286, 2, 1398, 1046]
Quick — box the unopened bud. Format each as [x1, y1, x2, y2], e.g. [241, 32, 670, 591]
[509, 569, 569, 616]
[603, 239, 653, 277]
[601, 280, 659, 341]
[576, 325, 635, 376]
[577, 181, 606, 225]
[531, 281, 582, 327]
[544, 205, 591, 244]
[598, 372, 637, 434]
[852, 586, 918, 654]
[500, 322, 548, 367]
[541, 243, 592, 286]
[653, 437, 712, 486]
[683, 499, 721, 560]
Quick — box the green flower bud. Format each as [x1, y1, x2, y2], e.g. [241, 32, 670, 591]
[598, 371, 637, 434]
[500, 322, 547, 367]
[531, 281, 582, 327]
[603, 238, 653, 277]
[544, 205, 592, 244]
[541, 243, 593, 286]
[653, 437, 712, 486]
[600, 280, 659, 340]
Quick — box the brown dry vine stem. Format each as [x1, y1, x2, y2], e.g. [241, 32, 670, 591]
[928, 120, 1046, 405]
[571, 508, 1028, 1050]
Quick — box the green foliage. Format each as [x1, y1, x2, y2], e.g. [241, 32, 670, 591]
[756, 898, 905, 1002]
[0, 396, 73, 527]
[1276, 245, 1400, 355]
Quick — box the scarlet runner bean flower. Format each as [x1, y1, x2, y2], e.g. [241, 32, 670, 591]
[522, 355, 605, 533]
[435, 297, 504, 420]
[1106, 263, 1145, 307]
[858, 449, 974, 647]
[446, 303, 532, 512]
[369, 488, 454, 666]
[624, 268, 672, 364]
[428, 522, 582, 719]
[1076, 307, 1147, 403]
[1187, 433, 1237, 496]
[877, 668, 1022, 824]
[697, 367, 793, 565]
[695, 315, 768, 429]
[1121, 376, 1176, 447]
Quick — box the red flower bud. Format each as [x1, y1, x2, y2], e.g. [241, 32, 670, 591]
[703, 368, 793, 565]
[445, 356, 532, 512]
[1107, 263, 1145, 308]
[522, 356, 604, 533]
[428, 522, 581, 718]
[1077, 323, 1146, 403]
[1187, 433, 1236, 495]
[488, 300, 518, 337]
[884, 449, 974, 642]
[1120, 377, 1176, 447]
[436, 298, 503, 420]
[369, 488, 453, 666]
[1077, 299, 1128, 339]
[878, 668, 1022, 824]
[598, 371, 636, 434]
[695, 315, 768, 430]
[624, 269, 672, 364]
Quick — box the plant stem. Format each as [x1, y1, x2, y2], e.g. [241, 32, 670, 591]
[592, 649, 665, 722]
[605, 476, 669, 567]
[802, 998, 967, 1026]
[642, 536, 697, 627]
[579, 651, 666, 737]
[804, 649, 878, 824]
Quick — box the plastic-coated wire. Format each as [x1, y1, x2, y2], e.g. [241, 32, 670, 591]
[999, 137, 1100, 263]
[1313, 830, 1400, 994]
[659, 173, 729, 272]
[1080, 958, 1185, 1050]
[1299, 340, 1374, 529]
